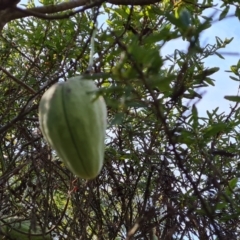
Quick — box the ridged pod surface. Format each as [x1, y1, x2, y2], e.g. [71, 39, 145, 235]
[39, 76, 107, 179]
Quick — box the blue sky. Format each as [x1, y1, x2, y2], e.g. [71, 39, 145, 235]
[161, 2, 240, 116]
[19, 0, 240, 117]
[198, 4, 240, 116]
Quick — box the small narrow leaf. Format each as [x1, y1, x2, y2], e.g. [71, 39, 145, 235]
[192, 104, 198, 129]
[224, 95, 240, 102]
[219, 6, 230, 20]
[229, 76, 240, 81]
[215, 51, 224, 59]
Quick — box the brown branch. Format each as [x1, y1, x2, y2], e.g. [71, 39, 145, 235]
[0, 0, 162, 30]
[0, 0, 20, 10]
[11, 0, 161, 20]
[108, 0, 161, 5]
[11, 0, 104, 20]
[0, 66, 36, 94]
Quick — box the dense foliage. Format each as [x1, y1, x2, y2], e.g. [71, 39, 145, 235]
[0, 0, 240, 239]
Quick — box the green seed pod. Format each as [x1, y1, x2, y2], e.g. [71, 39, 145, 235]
[39, 76, 107, 179]
[179, 8, 192, 28]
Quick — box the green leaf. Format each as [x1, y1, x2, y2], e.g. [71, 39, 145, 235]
[215, 51, 224, 59]
[230, 65, 239, 76]
[229, 177, 238, 190]
[192, 104, 198, 130]
[224, 37, 234, 44]
[110, 113, 124, 126]
[224, 95, 240, 102]
[219, 6, 230, 20]
[235, 6, 240, 21]
[229, 76, 240, 81]
[204, 77, 215, 86]
[203, 123, 230, 138]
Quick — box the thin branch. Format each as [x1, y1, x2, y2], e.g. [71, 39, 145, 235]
[108, 0, 161, 5]
[12, 0, 161, 20]
[0, 0, 162, 30]
[0, 66, 36, 94]
[11, 0, 104, 20]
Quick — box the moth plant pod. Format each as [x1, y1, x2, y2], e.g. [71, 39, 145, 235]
[39, 76, 107, 179]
